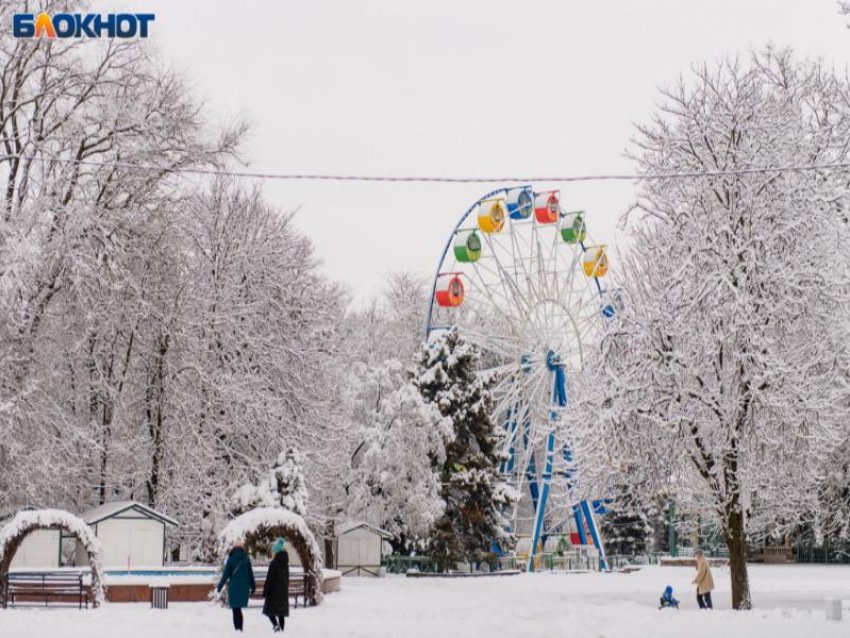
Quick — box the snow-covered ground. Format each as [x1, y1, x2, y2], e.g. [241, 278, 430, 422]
[5, 564, 850, 637]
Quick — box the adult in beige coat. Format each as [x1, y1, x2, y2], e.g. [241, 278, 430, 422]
[692, 549, 715, 609]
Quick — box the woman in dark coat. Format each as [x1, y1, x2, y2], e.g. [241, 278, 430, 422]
[263, 537, 290, 632]
[217, 542, 256, 632]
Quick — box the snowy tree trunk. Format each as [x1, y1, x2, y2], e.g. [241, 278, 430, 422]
[145, 332, 170, 509]
[725, 505, 751, 610]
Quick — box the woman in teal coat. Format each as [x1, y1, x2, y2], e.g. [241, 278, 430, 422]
[217, 542, 256, 631]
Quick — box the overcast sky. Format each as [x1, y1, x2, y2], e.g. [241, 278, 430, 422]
[94, 0, 850, 304]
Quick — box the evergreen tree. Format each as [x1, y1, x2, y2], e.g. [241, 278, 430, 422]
[600, 483, 652, 556]
[271, 448, 310, 517]
[231, 446, 309, 517]
[412, 329, 515, 571]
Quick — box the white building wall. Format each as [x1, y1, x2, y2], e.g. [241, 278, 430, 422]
[97, 518, 164, 568]
[337, 527, 383, 576]
[10, 529, 60, 569]
[74, 539, 89, 568]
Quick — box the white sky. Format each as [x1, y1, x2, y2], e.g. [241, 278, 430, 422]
[94, 0, 850, 304]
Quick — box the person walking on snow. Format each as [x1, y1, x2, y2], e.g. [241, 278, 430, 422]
[263, 537, 291, 632]
[692, 549, 714, 609]
[217, 541, 257, 631]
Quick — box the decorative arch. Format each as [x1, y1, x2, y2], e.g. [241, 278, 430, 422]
[0, 509, 105, 608]
[218, 508, 323, 606]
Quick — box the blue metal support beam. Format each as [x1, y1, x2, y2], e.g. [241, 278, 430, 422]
[527, 352, 567, 572]
[573, 504, 588, 545]
[580, 500, 609, 571]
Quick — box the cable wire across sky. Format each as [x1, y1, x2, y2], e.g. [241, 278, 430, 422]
[3, 153, 850, 184]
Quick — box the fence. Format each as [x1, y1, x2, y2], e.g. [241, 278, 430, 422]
[606, 553, 664, 569]
[384, 550, 605, 574]
[383, 556, 434, 574]
[794, 539, 850, 564]
[529, 551, 600, 572]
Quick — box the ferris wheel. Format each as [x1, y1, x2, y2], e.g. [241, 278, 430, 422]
[425, 186, 614, 571]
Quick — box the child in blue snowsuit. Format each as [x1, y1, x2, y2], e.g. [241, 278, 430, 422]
[659, 585, 679, 609]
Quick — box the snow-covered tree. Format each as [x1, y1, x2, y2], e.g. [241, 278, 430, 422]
[170, 178, 347, 557]
[343, 271, 429, 367]
[339, 271, 440, 549]
[345, 360, 452, 549]
[413, 329, 516, 571]
[581, 49, 850, 609]
[807, 439, 850, 539]
[0, 2, 352, 561]
[232, 447, 309, 518]
[273, 448, 310, 516]
[0, 0, 240, 517]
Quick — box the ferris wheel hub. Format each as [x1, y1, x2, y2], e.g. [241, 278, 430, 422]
[519, 298, 583, 373]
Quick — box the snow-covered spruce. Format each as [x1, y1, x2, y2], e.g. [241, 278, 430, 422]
[218, 508, 323, 605]
[0, 509, 105, 607]
[232, 447, 310, 518]
[600, 480, 655, 556]
[412, 329, 518, 571]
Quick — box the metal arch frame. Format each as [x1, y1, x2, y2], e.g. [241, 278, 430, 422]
[425, 187, 610, 572]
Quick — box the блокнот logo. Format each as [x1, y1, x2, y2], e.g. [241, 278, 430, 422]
[13, 12, 154, 38]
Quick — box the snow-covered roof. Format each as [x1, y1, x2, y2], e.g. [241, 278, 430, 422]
[335, 521, 394, 539]
[81, 501, 179, 527]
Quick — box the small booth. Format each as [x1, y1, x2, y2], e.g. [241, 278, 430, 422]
[334, 522, 393, 577]
[76, 501, 178, 569]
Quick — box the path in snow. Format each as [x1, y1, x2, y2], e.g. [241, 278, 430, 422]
[4, 565, 850, 638]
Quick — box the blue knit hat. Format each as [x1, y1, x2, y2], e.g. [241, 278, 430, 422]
[272, 537, 286, 554]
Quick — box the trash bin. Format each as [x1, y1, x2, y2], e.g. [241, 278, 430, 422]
[150, 580, 170, 609]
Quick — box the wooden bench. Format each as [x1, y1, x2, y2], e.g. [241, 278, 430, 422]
[250, 575, 307, 608]
[3, 572, 89, 609]
[750, 546, 794, 563]
[288, 576, 306, 608]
